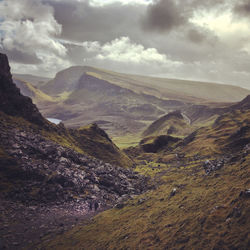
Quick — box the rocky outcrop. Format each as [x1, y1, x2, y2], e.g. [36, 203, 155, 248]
[0, 53, 148, 207]
[0, 121, 148, 206]
[0, 53, 46, 126]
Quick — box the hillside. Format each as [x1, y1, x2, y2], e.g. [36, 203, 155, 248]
[13, 66, 250, 137]
[40, 73, 185, 136]
[0, 53, 150, 249]
[42, 66, 250, 103]
[1, 53, 249, 249]
[44, 96, 250, 250]
[143, 110, 193, 138]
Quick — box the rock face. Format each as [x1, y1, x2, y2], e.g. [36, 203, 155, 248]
[0, 53, 45, 126]
[0, 123, 148, 206]
[0, 53, 148, 208]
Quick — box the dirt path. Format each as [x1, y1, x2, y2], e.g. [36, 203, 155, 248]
[0, 199, 108, 250]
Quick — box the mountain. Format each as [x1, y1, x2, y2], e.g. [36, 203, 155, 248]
[36, 66, 249, 137]
[0, 53, 150, 249]
[42, 66, 250, 103]
[13, 78, 55, 105]
[0, 54, 46, 126]
[142, 110, 192, 138]
[1, 53, 249, 249]
[40, 71, 186, 136]
[13, 65, 250, 137]
[44, 94, 250, 250]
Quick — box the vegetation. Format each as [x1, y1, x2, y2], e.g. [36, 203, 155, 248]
[16, 68, 250, 138]
[41, 107, 250, 249]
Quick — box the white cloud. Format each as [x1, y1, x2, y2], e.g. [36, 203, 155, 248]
[191, 9, 250, 49]
[83, 36, 181, 66]
[89, 0, 153, 6]
[0, 0, 69, 74]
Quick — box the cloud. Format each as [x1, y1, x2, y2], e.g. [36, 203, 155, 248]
[187, 28, 206, 44]
[83, 37, 173, 65]
[234, 0, 250, 17]
[0, 0, 250, 89]
[142, 0, 188, 32]
[89, 0, 152, 6]
[0, 0, 69, 75]
[0, 48, 42, 64]
[45, 0, 146, 44]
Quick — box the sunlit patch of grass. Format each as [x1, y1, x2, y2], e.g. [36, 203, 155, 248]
[42, 108, 250, 249]
[43, 154, 250, 249]
[112, 134, 142, 149]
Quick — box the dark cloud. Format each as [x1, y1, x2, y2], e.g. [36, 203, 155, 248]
[142, 0, 188, 32]
[45, 0, 145, 43]
[1, 0, 250, 89]
[187, 29, 206, 44]
[234, 0, 250, 17]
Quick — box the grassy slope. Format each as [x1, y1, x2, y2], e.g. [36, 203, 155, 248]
[142, 111, 193, 138]
[41, 65, 250, 103]
[43, 108, 250, 250]
[44, 158, 250, 250]
[0, 112, 133, 169]
[86, 70, 250, 103]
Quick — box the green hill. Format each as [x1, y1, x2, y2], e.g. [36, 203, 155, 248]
[142, 110, 193, 138]
[43, 96, 250, 250]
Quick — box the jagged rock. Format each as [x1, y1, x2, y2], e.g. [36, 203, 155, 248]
[0, 125, 149, 207]
[239, 189, 250, 198]
[203, 159, 224, 174]
[0, 53, 46, 126]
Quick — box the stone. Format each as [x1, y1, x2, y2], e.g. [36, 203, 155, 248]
[170, 188, 177, 197]
[239, 189, 250, 198]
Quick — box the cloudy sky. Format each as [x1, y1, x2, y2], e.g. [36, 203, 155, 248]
[0, 0, 250, 89]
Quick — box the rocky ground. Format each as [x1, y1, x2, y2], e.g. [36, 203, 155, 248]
[0, 121, 150, 250]
[0, 199, 106, 249]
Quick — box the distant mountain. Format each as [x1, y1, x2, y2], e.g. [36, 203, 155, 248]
[40, 71, 186, 136]
[42, 65, 250, 103]
[14, 65, 250, 137]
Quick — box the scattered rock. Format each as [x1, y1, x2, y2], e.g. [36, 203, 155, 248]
[227, 207, 242, 219]
[203, 159, 224, 175]
[239, 189, 250, 198]
[169, 188, 177, 198]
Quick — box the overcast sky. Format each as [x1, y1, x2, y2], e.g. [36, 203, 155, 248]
[0, 0, 250, 89]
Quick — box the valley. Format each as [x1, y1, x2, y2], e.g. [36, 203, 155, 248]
[0, 53, 249, 250]
[13, 66, 250, 138]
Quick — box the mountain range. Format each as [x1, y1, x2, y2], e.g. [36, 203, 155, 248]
[0, 53, 249, 249]
[13, 66, 250, 138]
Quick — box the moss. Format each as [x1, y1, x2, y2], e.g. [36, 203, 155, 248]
[42, 108, 250, 250]
[43, 155, 250, 250]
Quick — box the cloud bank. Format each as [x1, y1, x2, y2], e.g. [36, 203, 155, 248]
[0, 0, 249, 89]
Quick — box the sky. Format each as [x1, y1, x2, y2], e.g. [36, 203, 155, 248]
[0, 0, 250, 89]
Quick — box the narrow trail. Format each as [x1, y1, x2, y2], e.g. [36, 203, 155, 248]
[0, 199, 109, 250]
